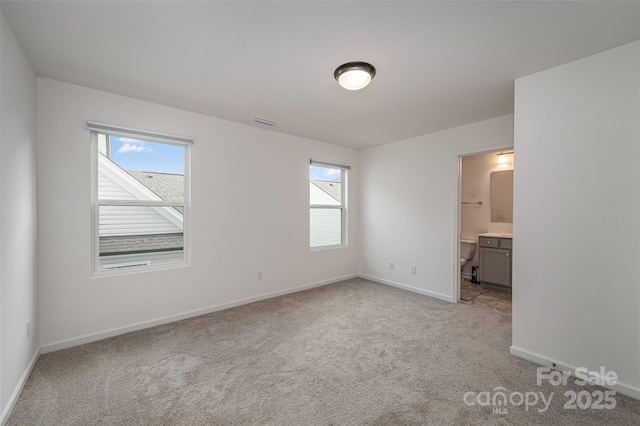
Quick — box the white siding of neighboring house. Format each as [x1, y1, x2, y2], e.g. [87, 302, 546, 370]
[98, 153, 182, 237]
[310, 208, 342, 247]
[98, 170, 138, 200]
[310, 181, 342, 247]
[98, 205, 182, 236]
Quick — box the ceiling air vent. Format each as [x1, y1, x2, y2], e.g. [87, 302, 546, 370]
[253, 117, 278, 127]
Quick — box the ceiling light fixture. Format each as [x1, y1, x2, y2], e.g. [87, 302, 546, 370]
[334, 61, 376, 91]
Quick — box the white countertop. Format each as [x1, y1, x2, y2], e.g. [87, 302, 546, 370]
[478, 232, 513, 239]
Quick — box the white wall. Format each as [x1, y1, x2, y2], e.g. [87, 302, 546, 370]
[512, 41, 640, 396]
[358, 115, 514, 301]
[0, 11, 39, 421]
[37, 78, 358, 350]
[460, 151, 514, 277]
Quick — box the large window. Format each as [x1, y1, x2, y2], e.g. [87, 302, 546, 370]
[310, 159, 349, 249]
[89, 122, 191, 275]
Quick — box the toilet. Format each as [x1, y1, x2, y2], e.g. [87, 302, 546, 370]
[460, 239, 477, 272]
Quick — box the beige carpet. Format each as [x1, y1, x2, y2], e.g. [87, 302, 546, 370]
[8, 278, 640, 425]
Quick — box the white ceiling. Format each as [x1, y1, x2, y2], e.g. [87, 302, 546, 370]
[2, 1, 638, 149]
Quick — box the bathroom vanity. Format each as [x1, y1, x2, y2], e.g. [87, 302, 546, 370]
[477, 233, 512, 291]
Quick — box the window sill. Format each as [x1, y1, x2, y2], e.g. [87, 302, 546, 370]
[91, 260, 190, 278]
[310, 244, 346, 252]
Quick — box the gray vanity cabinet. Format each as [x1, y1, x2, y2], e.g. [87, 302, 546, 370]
[478, 237, 512, 289]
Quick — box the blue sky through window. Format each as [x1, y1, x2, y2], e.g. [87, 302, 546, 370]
[109, 136, 184, 174]
[310, 165, 341, 181]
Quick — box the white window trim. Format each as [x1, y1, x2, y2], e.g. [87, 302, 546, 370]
[310, 160, 348, 251]
[89, 124, 192, 277]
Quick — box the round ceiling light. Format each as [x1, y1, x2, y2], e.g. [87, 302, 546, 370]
[334, 61, 376, 91]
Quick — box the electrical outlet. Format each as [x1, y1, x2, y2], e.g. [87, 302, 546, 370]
[411, 265, 416, 274]
[389, 261, 394, 270]
[27, 320, 32, 339]
[257, 271, 263, 281]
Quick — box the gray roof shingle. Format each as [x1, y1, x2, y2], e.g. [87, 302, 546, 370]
[127, 170, 184, 213]
[126, 170, 184, 201]
[100, 234, 183, 256]
[311, 179, 341, 203]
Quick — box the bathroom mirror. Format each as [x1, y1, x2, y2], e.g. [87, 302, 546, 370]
[491, 170, 513, 223]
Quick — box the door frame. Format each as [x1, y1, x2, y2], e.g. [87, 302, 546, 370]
[453, 144, 513, 302]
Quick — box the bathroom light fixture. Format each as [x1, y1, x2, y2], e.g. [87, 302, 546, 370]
[334, 62, 376, 90]
[496, 150, 514, 165]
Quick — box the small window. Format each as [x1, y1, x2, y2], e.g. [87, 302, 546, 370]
[89, 122, 191, 275]
[310, 160, 348, 249]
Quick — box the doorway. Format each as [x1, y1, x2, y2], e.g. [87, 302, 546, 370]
[455, 148, 514, 314]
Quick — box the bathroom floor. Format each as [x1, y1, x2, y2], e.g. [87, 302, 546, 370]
[460, 279, 512, 315]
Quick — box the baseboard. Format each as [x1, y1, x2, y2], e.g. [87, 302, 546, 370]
[41, 274, 357, 354]
[510, 345, 640, 400]
[358, 274, 454, 303]
[1, 347, 40, 426]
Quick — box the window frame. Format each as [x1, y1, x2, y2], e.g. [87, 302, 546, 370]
[89, 124, 192, 277]
[309, 160, 349, 250]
